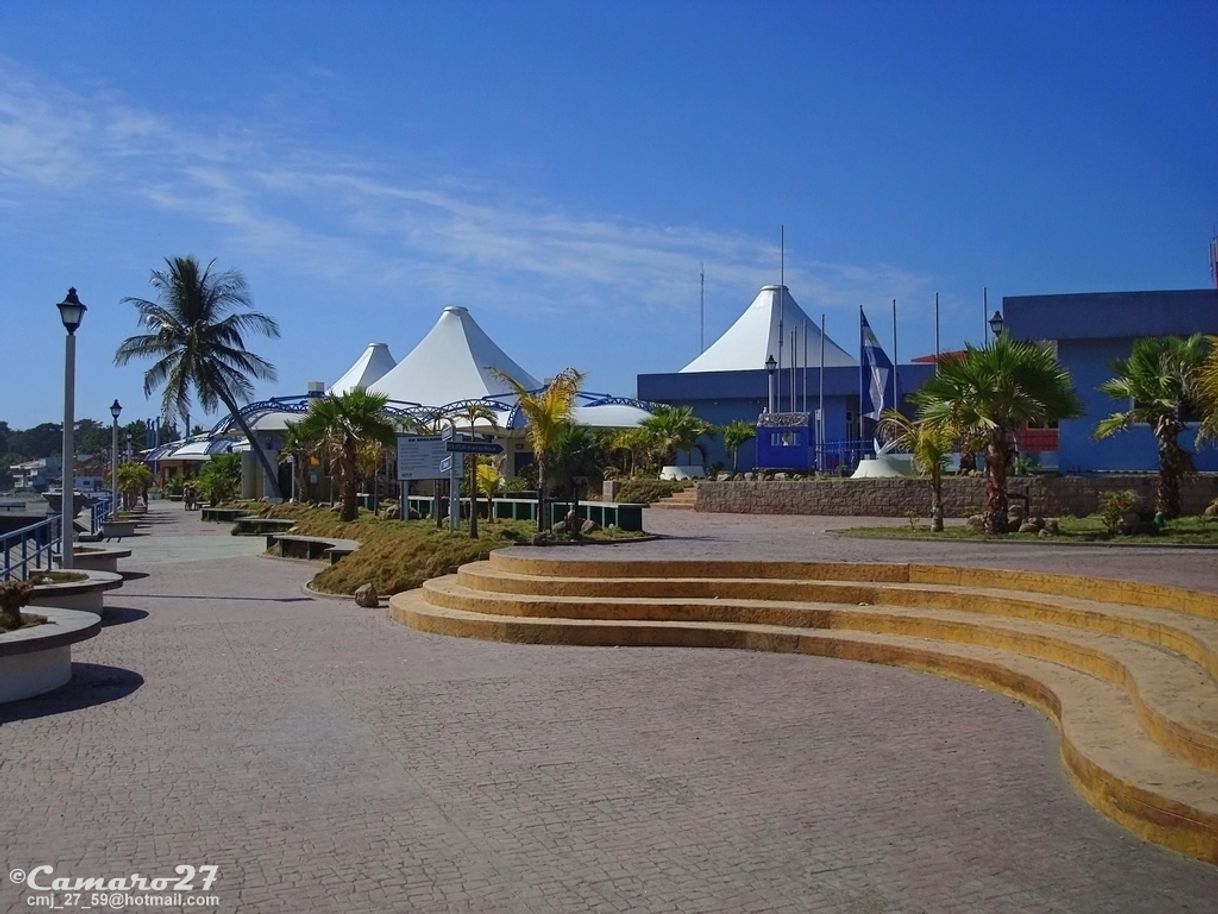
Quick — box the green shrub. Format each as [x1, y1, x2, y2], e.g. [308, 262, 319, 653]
[615, 478, 689, 504]
[1098, 489, 1138, 535]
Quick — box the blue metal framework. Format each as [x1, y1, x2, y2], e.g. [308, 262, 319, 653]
[207, 390, 655, 437]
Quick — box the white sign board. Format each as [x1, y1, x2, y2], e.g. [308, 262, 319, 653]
[396, 435, 448, 481]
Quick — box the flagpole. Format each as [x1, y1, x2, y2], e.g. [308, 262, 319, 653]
[778, 225, 785, 413]
[819, 312, 825, 472]
[934, 292, 940, 375]
[857, 306, 864, 442]
[802, 319, 808, 414]
[891, 297, 898, 414]
[983, 286, 989, 345]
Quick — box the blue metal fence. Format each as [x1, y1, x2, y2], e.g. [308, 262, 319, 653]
[1, 514, 62, 581]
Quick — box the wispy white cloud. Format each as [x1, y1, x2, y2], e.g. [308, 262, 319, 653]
[0, 56, 930, 338]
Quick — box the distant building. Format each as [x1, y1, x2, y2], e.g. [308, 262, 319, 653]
[638, 285, 933, 470]
[1003, 289, 1218, 473]
[8, 457, 60, 492]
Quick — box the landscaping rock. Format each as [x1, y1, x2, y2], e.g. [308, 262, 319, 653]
[1038, 528, 1052, 537]
[966, 514, 985, 531]
[1205, 500, 1218, 518]
[354, 583, 379, 608]
[1018, 522, 1039, 534]
[580, 519, 601, 534]
[1045, 519, 1060, 535]
[531, 532, 550, 546]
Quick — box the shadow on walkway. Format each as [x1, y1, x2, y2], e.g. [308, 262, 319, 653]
[100, 607, 149, 627]
[133, 593, 314, 603]
[0, 663, 143, 724]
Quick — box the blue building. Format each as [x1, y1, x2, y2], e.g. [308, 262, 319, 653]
[1003, 289, 1218, 473]
[637, 285, 934, 470]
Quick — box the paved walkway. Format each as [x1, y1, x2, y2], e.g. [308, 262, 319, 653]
[2, 503, 1217, 913]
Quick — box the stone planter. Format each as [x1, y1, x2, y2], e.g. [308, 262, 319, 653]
[28, 570, 123, 614]
[0, 607, 100, 703]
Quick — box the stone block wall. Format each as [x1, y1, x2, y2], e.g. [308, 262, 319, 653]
[695, 475, 1218, 518]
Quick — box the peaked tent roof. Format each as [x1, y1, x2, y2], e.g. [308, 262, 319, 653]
[328, 342, 398, 395]
[368, 306, 540, 406]
[680, 285, 856, 373]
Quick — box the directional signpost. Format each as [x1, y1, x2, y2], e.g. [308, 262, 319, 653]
[444, 439, 504, 455]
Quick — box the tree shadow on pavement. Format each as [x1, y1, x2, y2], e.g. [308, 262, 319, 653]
[0, 663, 143, 724]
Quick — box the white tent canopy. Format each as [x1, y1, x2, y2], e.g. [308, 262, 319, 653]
[368, 306, 539, 404]
[328, 342, 397, 395]
[680, 284, 856, 373]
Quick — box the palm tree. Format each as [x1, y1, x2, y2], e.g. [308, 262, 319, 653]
[476, 456, 503, 524]
[279, 422, 318, 502]
[492, 368, 585, 532]
[292, 390, 396, 522]
[641, 404, 712, 467]
[115, 256, 284, 498]
[876, 410, 956, 532]
[722, 419, 756, 472]
[1197, 335, 1218, 448]
[914, 334, 1081, 533]
[1094, 334, 1208, 518]
[455, 402, 499, 538]
[609, 427, 656, 478]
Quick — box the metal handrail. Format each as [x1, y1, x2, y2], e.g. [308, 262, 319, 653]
[1, 514, 62, 581]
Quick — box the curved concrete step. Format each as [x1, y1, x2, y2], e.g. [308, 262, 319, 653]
[426, 576, 1218, 771]
[457, 563, 1218, 684]
[488, 554, 1218, 622]
[390, 588, 1218, 864]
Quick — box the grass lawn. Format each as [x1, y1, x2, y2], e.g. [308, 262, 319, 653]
[249, 502, 648, 595]
[836, 514, 1218, 547]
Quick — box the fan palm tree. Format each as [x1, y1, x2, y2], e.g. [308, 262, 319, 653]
[292, 389, 396, 522]
[492, 368, 585, 532]
[115, 257, 284, 498]
[722, 419, 756, 472]
[641, 404, 713, 467]
[455, 402, 499, 538]
[914, 335, 1081, 533]
[876, 410, 956, 532]
[279, 422, 318, 502]
[1094, 334, 1208, 518]
[1197, 335, 1218, 447]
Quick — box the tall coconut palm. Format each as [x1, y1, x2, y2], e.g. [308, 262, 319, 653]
[493, 368, 585, 532]
[641, 404, 712, 467]
[1094, 334, 1208, 518]
[292, 389, 396, 522]
[115, 256, 284, 498]
[455, 401, 499, 538]
[722, 419, 756, 472]
[914, 334, 1081, 533]
[876, 410, 956, 532]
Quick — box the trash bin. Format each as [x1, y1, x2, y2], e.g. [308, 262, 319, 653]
[357, 493, 374, 511]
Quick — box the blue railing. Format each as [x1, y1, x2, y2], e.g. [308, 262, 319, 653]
[815, 438, 873, 473]
[1, 514, 62, 581]
[89, 494, 113, 534]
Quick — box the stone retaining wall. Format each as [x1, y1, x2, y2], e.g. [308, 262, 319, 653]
[695, 475, 1218, 518]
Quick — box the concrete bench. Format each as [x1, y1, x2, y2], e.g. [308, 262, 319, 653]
[234, 516, 297, 536]
[267, 534, 360, 565]
[200, 506, 246, 523]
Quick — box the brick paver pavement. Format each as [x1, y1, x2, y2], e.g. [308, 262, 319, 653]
[2, 502, 1217, 913]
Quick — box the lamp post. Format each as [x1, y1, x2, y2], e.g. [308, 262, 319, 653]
[988, 310, 1005, 340]
[110, 399, 122, 515]
[765, 353, 777, 414]
[57, 288, 87, 570]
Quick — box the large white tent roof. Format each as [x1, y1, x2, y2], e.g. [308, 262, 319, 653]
[368, 306, 539, 405]
[680, 285, 856, 373]
[328, 342, 397, 395]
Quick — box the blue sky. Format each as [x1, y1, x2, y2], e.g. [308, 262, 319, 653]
[2, 0, 1215, 430]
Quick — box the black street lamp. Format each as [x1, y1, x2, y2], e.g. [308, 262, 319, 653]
[110, 399, 122, 516]
[765, 353, 777, 414]
[57, 288, 87, 569]
[988, 310, 1005, 339]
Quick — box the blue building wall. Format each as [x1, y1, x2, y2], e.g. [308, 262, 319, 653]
[636, 365, 935, 470]
[1005, 290, 1218, 473]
